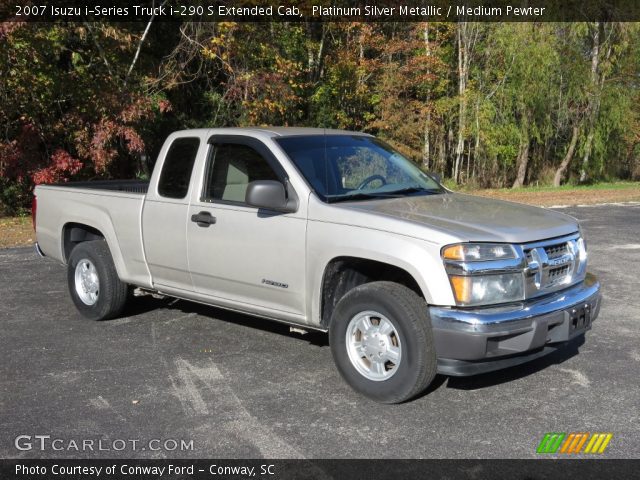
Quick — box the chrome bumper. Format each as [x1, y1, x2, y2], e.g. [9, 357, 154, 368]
[430, 273, 601, 376]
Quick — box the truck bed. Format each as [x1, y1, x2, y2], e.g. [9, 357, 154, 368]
[34, 181, 152, 288]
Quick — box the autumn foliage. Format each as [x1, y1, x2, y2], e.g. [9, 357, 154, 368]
[1, 21, 639, 214]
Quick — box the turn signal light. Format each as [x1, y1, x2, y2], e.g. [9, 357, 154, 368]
[449, 275, 471, 304]
[442, 245, 465, 261]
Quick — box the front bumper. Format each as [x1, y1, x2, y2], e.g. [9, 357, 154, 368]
[34, 242, 45, 257]
[430, 273, 601, 376]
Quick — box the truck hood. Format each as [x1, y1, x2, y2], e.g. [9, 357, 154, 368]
[338, 192, 579, 244]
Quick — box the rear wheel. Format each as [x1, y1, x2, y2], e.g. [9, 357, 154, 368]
[329, 281, 437, 403]
[67, 240, 128, 321]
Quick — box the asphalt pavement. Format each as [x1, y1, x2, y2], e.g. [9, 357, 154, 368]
[1, 203, 638, 459]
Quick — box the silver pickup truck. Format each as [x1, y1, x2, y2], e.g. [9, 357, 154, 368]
[34, 127, 601, 403]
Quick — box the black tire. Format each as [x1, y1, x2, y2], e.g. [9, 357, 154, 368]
[329, 281, 437, 403]
[67, 240, 128, 321]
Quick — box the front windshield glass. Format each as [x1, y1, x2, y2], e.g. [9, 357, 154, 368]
[275, 135, 445, 202]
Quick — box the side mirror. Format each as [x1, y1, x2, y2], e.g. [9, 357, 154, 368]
[245, 180, 296, 213]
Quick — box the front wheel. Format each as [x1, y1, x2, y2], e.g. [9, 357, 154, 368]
[67, 240, 128, 321]
[329, 281, 437, 403]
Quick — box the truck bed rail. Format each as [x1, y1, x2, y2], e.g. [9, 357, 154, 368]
[52, 179, 149, 194]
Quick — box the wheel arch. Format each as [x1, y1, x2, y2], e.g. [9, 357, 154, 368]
[319, 256, 427, 330]
[60, 220, 128, 282]
[62, 222, 105, 263]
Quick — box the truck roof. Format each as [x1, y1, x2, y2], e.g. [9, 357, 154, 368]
[173, 127, 369, 138]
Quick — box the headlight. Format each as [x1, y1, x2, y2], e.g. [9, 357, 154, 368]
[442, 242, 524, 306]
[442, 243, 517, 261]
[449, 273, 524, 306]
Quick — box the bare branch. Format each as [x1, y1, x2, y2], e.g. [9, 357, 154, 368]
[84, 22, 114, 78]
[125, 0, 168, 83]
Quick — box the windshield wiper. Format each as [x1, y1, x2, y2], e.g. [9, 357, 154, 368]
[326, 192, 398, 203]
[327, 186, 443, 203]
[383, 186, 442, 196]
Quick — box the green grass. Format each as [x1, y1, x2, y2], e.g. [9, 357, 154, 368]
[444, 180, 640, 193]
[500, 181, 640, 193]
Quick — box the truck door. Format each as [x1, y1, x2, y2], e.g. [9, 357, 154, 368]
[142, 136, 201, 292]
[186, 136, 306, 319]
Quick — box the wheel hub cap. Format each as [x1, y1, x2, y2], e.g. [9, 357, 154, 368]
[362, 332, 388, 358]
[345, 311, 402, 381]
[74, 258, 100, 306]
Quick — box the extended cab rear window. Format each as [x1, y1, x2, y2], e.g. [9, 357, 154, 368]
[158, 137, 200, 199]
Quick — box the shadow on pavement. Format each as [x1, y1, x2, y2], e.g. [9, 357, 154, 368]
[115, 294, 587, 396]
[119, 294, 330, 347]
[444, 336, 585, 390]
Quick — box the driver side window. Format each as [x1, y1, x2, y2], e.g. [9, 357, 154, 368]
[203, 143, 280, 204]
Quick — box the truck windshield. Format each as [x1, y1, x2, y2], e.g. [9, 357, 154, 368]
[275, 135, 444, 203]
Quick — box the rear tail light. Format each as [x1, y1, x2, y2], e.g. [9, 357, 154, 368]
[31, 195, 37, 231]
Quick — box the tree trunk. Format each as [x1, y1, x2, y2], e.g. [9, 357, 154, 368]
[447, 126, 454, 177]
[454, 24, 467, 183]
[512, 137, 530, 188]
[316, 25, 327, 82]
[308, 24, 327, 84]
[580, 22, 604, 183]
[422, 22, 431, 170]
[439, 131, 447, 175]
[465, 143, 471, 182]
[473, 99, 480, 180]
[453, 23, 479, 182]
[554, 125, 579, 186]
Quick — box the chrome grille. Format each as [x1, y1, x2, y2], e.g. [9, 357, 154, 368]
[544, 243, 569, 259]
[522, 234, 585, 299]
[547, 265, 570, 286]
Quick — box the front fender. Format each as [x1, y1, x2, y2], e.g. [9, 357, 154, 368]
[306, 220, 454, 327]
